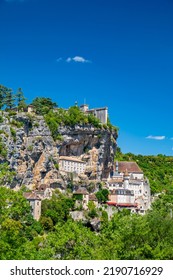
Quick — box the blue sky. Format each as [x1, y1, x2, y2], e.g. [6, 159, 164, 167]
[1, 0, 173, 155]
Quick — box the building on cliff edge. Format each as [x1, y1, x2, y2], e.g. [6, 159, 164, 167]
[106, 161, 151, 214]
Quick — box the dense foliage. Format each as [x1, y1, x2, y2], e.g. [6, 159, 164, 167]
[0, 84, 118, 141]
[31, 97, 58, 115]
[1, 185, 173, 260]
[0, 84, 27, 111]
[44, 106, 117, 140]
[115, 148, 173, 194]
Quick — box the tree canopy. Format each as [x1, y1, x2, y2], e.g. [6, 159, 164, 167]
[31, 97, 58, 115]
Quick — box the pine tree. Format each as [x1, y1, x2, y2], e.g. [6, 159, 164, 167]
[15, 88, 27, 111]
[0, 85, 9, 109]
[3, 88, 15, 109]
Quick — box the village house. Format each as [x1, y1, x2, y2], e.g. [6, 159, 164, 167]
[107, 161, 151, 214]
[107, 189, 137, 210]
[59, 156, 86, 174]
[73, 187, 89, 210]
[35, 184, 53, 199]
[23, 192, 41, 221]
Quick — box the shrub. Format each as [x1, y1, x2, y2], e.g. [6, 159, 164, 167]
[0, 116, 4, 123]
[27, 145, 33, 152]
[10, 127, 16, 137]
[10, 127, 17, 142]
[10, 119, 23, 128]
[33, 122, 39, 128]
[54, 163, 59, 170]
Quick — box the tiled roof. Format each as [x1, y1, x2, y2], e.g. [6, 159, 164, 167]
[59, 156, 85, 163]
[89, 194, 98, 201]
[108, 178, 123, 183]
[23, 192, 41, 200]
[73, 187, 89, 195]
[117, 161, 143, 173]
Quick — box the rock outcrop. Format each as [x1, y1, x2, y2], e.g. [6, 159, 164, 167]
[0, 112, 117, 189]
[57, 125, 117, 179]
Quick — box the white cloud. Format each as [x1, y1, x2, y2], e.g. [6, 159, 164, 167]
[66, 57, 72, 63]
[146, 135, 166, 140]
[66, 56, 91, 63]
[56, 57, 62, 62]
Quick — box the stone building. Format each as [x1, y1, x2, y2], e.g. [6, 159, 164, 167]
[107, 188, 137, 209]
[107, 161, 151, 214]
[35, 184, 53, 199]
[26, 105, 35, 113]
[80, 104, 108, 124]
[73, 187, 89, 210]
[24, 192, 41, 220]
[59, 156, 86, 174]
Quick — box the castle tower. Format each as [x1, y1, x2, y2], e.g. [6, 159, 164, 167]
[80, 104, 89, 112]
[123, 169, 130, 189]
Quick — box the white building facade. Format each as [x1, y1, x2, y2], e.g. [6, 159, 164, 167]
[59, 156, 86, 174]
[107, 161, 151, 214]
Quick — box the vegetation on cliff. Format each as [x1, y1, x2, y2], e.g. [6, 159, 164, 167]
[0, 186, 173, 260]
[0, 85, 27, 111]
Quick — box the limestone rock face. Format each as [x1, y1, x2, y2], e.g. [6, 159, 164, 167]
[0, 112, 117, 189]
[57, 125, 117, 179]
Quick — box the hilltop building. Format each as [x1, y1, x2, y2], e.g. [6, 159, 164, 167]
[80, 104, 108, 124]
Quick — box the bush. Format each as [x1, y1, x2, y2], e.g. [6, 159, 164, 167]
[27, 145, 33, 152]
[0, 137, 7, 158]
[0, 116, 4, 123]
[54, 163, 59, 170]
[10, 119, 23, 128]
[10, 127, 17, 142]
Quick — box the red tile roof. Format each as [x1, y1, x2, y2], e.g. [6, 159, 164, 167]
[117, 161, 143, 173]
[107, 201, 138, 207]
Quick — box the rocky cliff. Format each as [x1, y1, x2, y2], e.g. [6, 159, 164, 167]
[0, 112, 117, 189]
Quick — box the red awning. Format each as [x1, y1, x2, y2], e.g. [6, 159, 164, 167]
[106, 201, 138, 207]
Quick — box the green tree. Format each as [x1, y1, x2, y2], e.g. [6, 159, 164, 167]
[41, 190, 75, 225]
[96, 189, 109, 203]
[15, 88, 27, 111]
[87, 201, 98, 218]
[0, 85, 9, 109]
[31, 97, 58, 115]
[3, 87, 15, 109]
[0, 163, 16, 185]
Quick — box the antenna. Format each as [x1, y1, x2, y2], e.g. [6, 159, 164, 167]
[84, 98, 86, 105]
